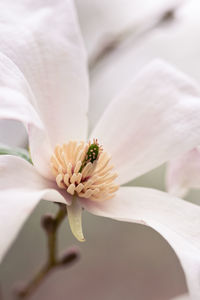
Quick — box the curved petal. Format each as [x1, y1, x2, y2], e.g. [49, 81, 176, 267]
[166, 148, 200, 197]
[0, 52, 52, 179]
[0, 155, 69, 262]
[91, 60, 200, 185]
[0, 0, 89, 145]
[82, 187, 200, 299]
[67, 196, 85, 242]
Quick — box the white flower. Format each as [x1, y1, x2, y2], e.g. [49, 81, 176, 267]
[1, 1, 200, 299]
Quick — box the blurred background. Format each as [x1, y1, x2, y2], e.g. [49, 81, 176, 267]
[1, 0, 200, 299]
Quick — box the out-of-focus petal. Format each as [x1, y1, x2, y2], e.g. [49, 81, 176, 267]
[0, 0, 89, 145]
[0, 155, 69, 262]
[91, 60, 200, 185]
[170, 294, 192, 300]
[76, 0, 182, 59]
[170, 295, 190, 300]
[166, 148, 200, 197]
[82, 187, 200, 299]
[0, 52, 53, 179]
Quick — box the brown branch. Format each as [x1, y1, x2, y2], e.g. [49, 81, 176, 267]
[15, 204, 79, 299]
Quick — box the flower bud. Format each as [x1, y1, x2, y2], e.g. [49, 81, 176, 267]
[59, 246, 80, 266]
[13, 281, 27, 298]
[41, 214, 55, 232]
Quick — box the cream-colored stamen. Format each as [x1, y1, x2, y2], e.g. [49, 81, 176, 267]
[50, 140, 119, 202]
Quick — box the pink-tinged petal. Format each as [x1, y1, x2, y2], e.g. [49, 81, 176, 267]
[82, 187, 200, 299]
[0, 52, 53, 179]
[166, 148, 200, 197]
[0, 155, 69, 262]
[91, 60, 200, 185]
[0, 0, 89, 145]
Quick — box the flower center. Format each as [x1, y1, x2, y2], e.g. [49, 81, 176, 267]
[50, 139, 119, 201]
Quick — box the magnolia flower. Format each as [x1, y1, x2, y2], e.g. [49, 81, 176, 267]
[1, 0, 200, 299]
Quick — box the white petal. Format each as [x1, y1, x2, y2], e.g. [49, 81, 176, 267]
[0, 0, 89, 145]
[0, 52, 53, 179]
[166, 148, 200, 197]
[0, 155, 68, 262]
[67, 196, 85, 242]
[91, 60, 200, 185]
[82, 187, 200, 299]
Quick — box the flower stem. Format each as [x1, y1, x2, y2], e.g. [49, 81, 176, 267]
[47, 204, 67, 265]
[16, 263, 53, 299]
[15, 203, 79, 299]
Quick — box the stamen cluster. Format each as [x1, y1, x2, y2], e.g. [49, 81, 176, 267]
[50, 140, 119, 201]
